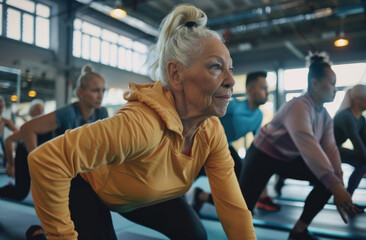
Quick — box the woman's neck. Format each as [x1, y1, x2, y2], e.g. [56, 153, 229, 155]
[77, 102, 94, 121]
[350, 105, 362, 119]
[309, 92, 324, 110]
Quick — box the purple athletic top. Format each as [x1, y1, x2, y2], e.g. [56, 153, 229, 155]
[254, 93, 343, 189]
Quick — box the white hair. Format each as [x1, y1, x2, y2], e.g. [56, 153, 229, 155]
[337, 84, 366, 114]
[148, 4, 223, 87]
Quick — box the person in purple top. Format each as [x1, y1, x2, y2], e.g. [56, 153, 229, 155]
[239, 53, 361, 240]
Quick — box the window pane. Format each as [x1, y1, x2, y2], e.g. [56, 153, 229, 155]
[101, 29, 118, 43]
[36, 3, 50, 18]
[333, 63, 366, 87]
[0, 5, 2, 35]
[284, 68, 308, 91]
[125, 50, 132, 71]
[73, 30, 81, 57]
[324, 91, 345, 117]
[35, 17, 49, 48]
[285, 92, 301, 102]
[109, 44, 117, 67]
[132, 52, 140, 72]
[82, 21, 101, 37]
[82, 34, 90, 59]
[118, 47, 126, 69]
[267, 71, 277, 91]
[23, 13, 34, 43]
[118, 35, 132, 48]
[7, 8, 21, 40]
[138, 54, 147, 74]
[133, 41, 147, 53]
[90, 37, 101, 62]
[74, 18, 82, 30]
[101, 41, 110, 64]
[7, 0, 35, 13]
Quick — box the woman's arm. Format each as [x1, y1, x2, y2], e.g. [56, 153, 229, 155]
[28, 104, 163, 239]
[4, 130, 22, 177]
[205, 119, 256, 240]
[3, 118, 18, 132]
[20, 112, 58, 153]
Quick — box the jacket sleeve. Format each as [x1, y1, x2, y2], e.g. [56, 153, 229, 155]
[320, 119, 343, 182]
[283, 101, 342, 189]
[204, 120, 256, 240]
[28, 105, 163, 240]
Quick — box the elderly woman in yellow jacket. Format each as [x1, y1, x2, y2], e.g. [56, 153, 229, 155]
[24, 4, 256, 240]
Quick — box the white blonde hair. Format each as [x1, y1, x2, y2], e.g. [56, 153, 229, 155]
[148, 4, 223, 87]
[337, 84, 366, 114]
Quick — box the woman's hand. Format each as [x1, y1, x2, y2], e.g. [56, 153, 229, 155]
[331, 183, 359, 223]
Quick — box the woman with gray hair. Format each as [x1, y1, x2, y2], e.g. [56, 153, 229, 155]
[334, 84, 366, 198]
[25, 4, 255, 240]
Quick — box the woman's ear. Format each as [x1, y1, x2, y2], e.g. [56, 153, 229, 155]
[76, 87, 82, 99]
[311, 78, 319, 92]
[167, 61, 184, 91]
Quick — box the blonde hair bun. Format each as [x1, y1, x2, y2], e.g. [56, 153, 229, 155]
[82, 64, 93, 75]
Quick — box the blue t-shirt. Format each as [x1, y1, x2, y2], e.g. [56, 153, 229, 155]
[55, 102, 108, 136]
[220, 99, 263, 144]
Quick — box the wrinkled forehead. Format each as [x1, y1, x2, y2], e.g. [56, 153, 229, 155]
[200, 38, 232, 64]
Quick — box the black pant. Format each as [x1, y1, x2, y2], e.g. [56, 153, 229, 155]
[69, 175, 207, 240]
[240, 144, 332, 224]
[0, 142, 30, 200]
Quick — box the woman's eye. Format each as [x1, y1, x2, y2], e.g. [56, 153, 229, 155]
[211, 64, 222, 70]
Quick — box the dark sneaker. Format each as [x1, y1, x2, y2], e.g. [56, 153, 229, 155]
[256, 196, 281, 212]
[26, 225, 46, 240]
[275, 177, 285, 196]
[288, 229, 319, 240]
[191, 187, 204, 213]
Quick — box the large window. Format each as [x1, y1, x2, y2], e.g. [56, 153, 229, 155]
[283, 62, 366, 117]
[73, 18, 148, 75]
[1, 0, 50, 48]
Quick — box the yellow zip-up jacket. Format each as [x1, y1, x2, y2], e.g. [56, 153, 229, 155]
[28, 81, 256, 240]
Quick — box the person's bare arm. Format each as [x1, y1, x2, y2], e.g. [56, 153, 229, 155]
[3, 118, 18, 132]
[21, 112, 58, 153]
[4, 130, 22, 177]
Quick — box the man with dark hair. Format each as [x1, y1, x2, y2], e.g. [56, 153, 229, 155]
[191, 71, 280, 212]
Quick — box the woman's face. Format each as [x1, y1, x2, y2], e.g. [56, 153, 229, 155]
[315, 67, 337, 104]
[78, 76, 106, 109]
[179, 38, 234, 118]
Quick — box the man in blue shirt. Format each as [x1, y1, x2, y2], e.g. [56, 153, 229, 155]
[192, 71, 280, 212]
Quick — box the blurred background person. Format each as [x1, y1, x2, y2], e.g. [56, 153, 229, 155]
[334, 84, 366, 202]
[0, 96, 18, 167]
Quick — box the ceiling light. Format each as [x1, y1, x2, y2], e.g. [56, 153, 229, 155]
[10, 95, 18, 102]
[110, 6, 126, 19]
[28, 90, 37, 98]
[334, 16, 349, 48]
[334, 37, 349, 47]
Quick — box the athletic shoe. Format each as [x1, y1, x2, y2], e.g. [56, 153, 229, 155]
[288, 229, 319, 240]
[256, 196, 281, 212]
[191, 187, 204, 213]
[26, 225, 46, 240]
[275, 177, 285, 196]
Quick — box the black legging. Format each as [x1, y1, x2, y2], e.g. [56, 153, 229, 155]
[240, 144, 332, 224]
[0, 142, 30, 200]
[69, 175, 207, 240]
